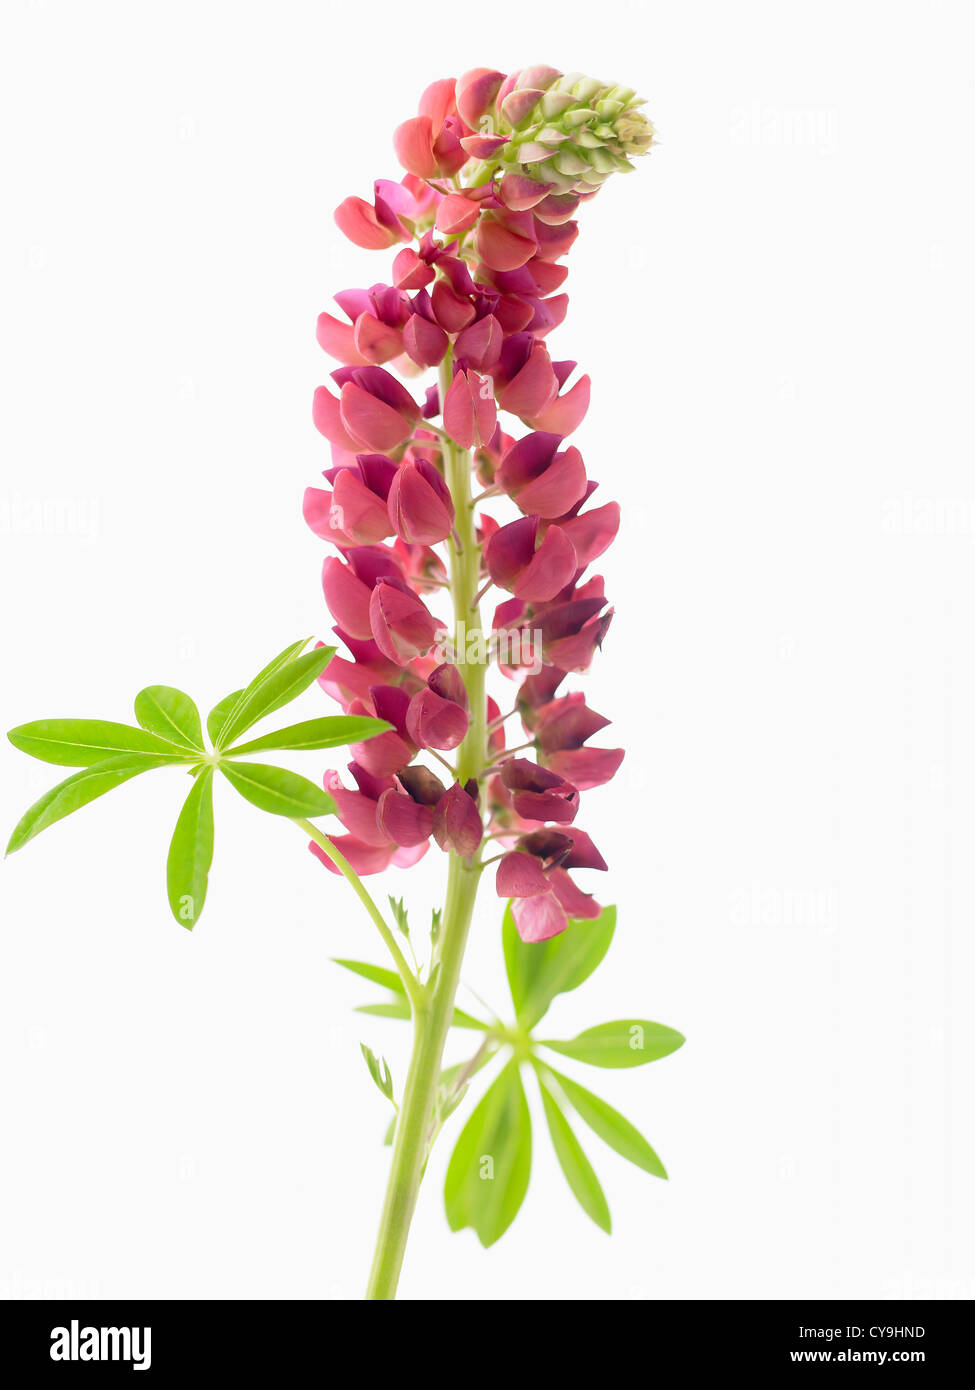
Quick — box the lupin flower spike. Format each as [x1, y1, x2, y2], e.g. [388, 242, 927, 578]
[7, 64, 682, 1301]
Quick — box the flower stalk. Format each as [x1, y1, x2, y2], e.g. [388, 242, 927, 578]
[366, 359, 486, 1297]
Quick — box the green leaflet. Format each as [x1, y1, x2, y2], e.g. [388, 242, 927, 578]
[356, 1002, 413, 1021]
[444, 1061, 532, 1247]
[333, 958, 488, 1031]
[503, 902, 616, 1029]
[206, 639, 306, 749]
[355, 1001, 489, 1030]
[333, 958, 405, 994]
[218, 760, 336, 819]
[166, 766, 214, 929]
[7, 718, 191, 767]
[222, 714, 390, 757]
[206, 690, 243, 747]
[360, 1044, 394, 1103]
[6, 755, 174, 854]
[215, 642, 336, 750]
[537, 1072, 611, 1233]
[134, 686, 204, 751]
[541, 1019, 685, 1068]
[542, 1064, 667, 1179]
[388, 896, 409, 937]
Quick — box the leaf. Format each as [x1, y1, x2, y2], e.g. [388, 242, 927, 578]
[537, 1072, 611, 1232]
[355, 1001, 488, 1030]
[383, 1114, 397, 1147]
[542, 1065, 667, 1179]
[503, 902, 616, 1030]
[219, 760, 336, 819]
[360, 1043, 394, 1103]
[8, 718, 192, 768]
[388, 896, 409, 938]
[134, 686, 204, 751]
[223, 714, 391, 757]
[207, 690, 243, 747]
[356, 1001, 412, 1021]
[334, 960, 487, 1030]
[541, 1019, 685, 1069]
[215, 642, 336, 750]
[6, 755, 174, 854]
[333, 958, 405, 995]
[444, 1061, 532, 1247]
[166, 767, 214, 929]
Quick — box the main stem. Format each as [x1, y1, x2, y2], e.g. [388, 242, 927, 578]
[364, 353, 486, 1300]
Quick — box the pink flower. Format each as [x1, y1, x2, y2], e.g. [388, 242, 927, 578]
[495, 431, 588, 518]
[432, 782, 483, 857]
[443, 368, 497, 449]
[484, 514, 577, 602]
[333, 177, 434, 250]
[498, 757, 579, 825]
[533, 691, 624, 789]
[376, 763, 447, 846]
[314, 366, 420, 454]
[406, 664, 469, 751]
[495, 827, 604, 942]
[316, 285, 410, 366]
[369, 577, 443, 664]
[387, 457, 454, 545]
[304, 454, 396, 546]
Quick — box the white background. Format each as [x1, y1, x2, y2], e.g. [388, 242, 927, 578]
[1, 0, 973, 1301]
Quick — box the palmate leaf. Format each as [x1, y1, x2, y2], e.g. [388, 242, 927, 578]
[223, 715, 390, 757]
[134, 686, 204, 751]
[541, 1019, 685, 1068]
[7, 718, 192, 767]
[503, 902, 616, 1030]
[444, 1060, 532, 1248]
[6, 635, 364, 930]
[537, 1072, 611, 1233]
[166, 767, 214, 929]
[214, 641, 337, 751]
[218, 761, 336, 819]
[541, 1064, 668, 1179]
[6, 755, 175, 854]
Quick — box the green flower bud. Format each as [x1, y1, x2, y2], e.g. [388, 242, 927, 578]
[493, 68, 655, 197]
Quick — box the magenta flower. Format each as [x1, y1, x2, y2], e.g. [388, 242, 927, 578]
[495, 827, 604, 942]
[432, 782, 483, 857]
[443, 368, 497, 449]
[484, 514, 577, 601]
[314, 366, 420, 454]
[387, 456, 455, 545]
[495, 431, 588, 517]
[304, 455, 396, 546]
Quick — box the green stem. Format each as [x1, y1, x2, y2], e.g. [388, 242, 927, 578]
[363, 351, 487, 1300]
[297, 818, 422, 1014]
